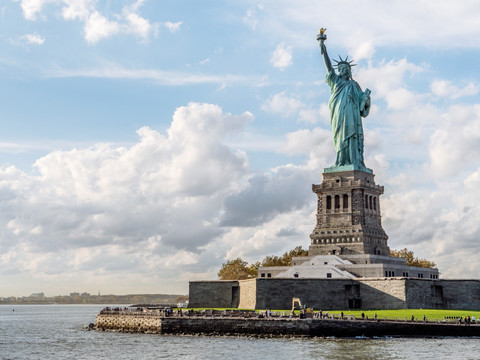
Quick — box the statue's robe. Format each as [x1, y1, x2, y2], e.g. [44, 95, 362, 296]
[326, 71, 369, 167]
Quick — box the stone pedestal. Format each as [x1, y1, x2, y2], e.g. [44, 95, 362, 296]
[309, 170, 389, 256]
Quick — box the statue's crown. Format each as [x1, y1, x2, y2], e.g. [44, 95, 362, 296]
[333, 55, 356, 68]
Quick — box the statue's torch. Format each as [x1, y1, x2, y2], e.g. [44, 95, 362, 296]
[317, 28, 327, 42]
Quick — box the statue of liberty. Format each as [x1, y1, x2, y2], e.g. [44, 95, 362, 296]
[317, 29, 372, 173]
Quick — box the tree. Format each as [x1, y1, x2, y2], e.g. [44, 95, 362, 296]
[217, 258, 258, 280]
[175, 295, 189, 303]
[217, 246, 309, 280]
[390, 248, 436, 268]
[261, 246, 308, 267]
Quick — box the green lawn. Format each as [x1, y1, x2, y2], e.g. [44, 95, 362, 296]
[308, 309, 480, 322]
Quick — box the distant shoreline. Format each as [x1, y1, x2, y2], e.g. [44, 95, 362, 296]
[0, 294, 186, 306]
[1, 302, 176, 306]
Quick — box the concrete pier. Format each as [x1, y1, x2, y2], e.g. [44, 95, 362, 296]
[95, 311, 480, 337]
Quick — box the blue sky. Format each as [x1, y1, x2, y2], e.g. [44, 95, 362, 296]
[1, 0, 480, 296]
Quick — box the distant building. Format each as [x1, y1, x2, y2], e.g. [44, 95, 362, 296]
[30, 292, 45, 299]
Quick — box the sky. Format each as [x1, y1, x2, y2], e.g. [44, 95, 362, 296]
[1, 0, 480, 297]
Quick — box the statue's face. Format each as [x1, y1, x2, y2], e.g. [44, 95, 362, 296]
[338, 64, 351, 79]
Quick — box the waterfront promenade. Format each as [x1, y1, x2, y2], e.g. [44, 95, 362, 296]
[95, 308, 480, 338]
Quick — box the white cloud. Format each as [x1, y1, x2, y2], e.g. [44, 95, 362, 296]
[15, 0, 161, 44]
[349, 40, 376, 62]
[270, 42, 293, 70]
[243, 8, 258, 30]
[281, 128, 332, 157]
[15, 0, 57, 20]
[224, 206, 314, 261]
[244, 1, 480, 49]
[298, 104, 329, 125]
[0, 103, 254, 293]
[427, 104, 480, 177]
[356, 58, 425, 109]
[163, 21, 183, 33]
[20, 34, 45, 45]
[61, 0, 95, 20]
[220, 165, 314, 228]
[47, 63, 251, 86]
[11, 33, 45, 46]
[431, 80, 479, 99]
[278, 127, 335, 172]
[261, 91, 304, 117]
[382, 174, 480, 279]
[84, 11, 121, 44]
[125, 12, 155, 39]
[243, 5, 263, 30]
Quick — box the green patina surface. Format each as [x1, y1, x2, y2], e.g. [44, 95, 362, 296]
[323, 164, 372, 174]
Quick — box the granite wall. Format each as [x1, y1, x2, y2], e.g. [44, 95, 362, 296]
[405, 279, 480, 309]
[254, 278, 408, 310]
[188, 280, 239, 308]
[254, 278, 355, 310]
[189, 278, 480, 310]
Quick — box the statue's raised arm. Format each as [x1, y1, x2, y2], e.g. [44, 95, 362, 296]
[319, 38, 334, 75]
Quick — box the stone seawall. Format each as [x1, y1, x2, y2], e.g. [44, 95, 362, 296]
[95, 313, 480, 337]
[95, 313, 163, 333]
